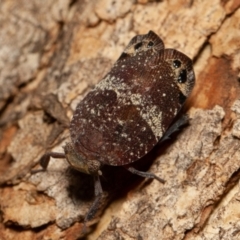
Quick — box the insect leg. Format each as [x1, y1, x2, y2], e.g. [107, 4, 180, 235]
[159, 114, 189, 143]
[83, 175, 108, 232]
[31, 152, 66, 174]
[126, 166, 165, 184]
[40, 152, 66, 170]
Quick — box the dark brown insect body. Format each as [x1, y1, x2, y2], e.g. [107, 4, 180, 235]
[40, 30, 195, 225]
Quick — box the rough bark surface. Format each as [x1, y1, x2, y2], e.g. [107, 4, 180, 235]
[0, 0, 240, 239]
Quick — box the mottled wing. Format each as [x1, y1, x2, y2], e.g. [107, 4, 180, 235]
[70, 34, 195, 166]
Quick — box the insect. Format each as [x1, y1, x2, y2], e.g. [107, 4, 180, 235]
[39, 30, 195, 225]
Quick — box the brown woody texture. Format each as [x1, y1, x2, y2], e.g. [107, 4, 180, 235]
[0, 0, 240, 239]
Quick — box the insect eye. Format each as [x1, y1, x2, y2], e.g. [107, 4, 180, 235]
[147, 41, 154, 48]
[178, 69, 187, 83]
[173, 60, 181, 68]
[134, 42, 143, 50]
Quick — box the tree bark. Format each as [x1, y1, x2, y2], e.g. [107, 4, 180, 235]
[0, 0, 240, 239]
